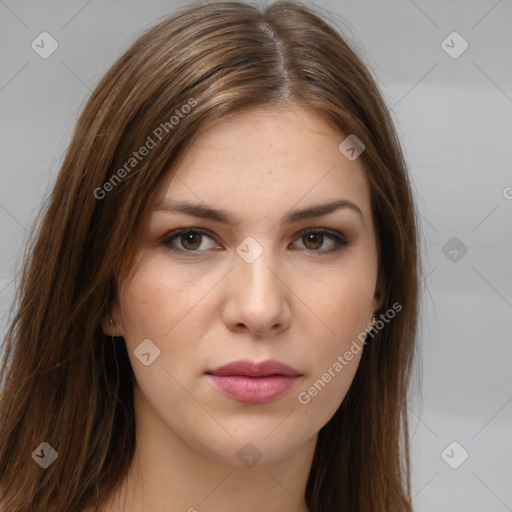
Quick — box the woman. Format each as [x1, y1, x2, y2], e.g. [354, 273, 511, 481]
[0, 1, 421, 510]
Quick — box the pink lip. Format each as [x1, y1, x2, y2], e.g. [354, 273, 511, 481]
[206, 359, 302, 404]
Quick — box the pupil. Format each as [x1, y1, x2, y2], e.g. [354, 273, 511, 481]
[183, 232, 200, 249]
[306, 233, 322, 249]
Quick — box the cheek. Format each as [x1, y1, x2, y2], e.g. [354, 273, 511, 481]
[118, 254, 210, 345]
[298, 261, 376, 343]
[294, 286, 365, 429]
[292, 260, 374, 417]
[117, 258, 215, 406]
[295, 295, 366, 426]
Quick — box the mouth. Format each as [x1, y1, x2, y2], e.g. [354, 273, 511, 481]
[205, 359, 303, 404]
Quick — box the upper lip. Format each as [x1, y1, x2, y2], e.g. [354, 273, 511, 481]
[206, 359, 301, 377]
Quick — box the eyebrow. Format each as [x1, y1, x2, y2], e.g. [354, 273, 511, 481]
[154, 198, 363, 225]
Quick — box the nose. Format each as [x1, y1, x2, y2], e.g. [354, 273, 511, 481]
[221, 244, 292, 337]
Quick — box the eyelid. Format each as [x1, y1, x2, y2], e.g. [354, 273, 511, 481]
[298, 227, 349, 244]
[160, 227, 219, 254]
[160, 226, 349, 256]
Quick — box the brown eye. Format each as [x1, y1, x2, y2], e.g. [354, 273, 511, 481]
[161, 228, 218, 255]
[302, 232, 324, 250]
[180, 231, 202, 250]
[292, 228, 348, 254]
[161, 227, 348, 257]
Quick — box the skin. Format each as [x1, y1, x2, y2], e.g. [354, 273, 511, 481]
[99, 106, 383, 512]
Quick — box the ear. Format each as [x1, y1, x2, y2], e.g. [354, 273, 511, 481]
[101, 299, 125, 337]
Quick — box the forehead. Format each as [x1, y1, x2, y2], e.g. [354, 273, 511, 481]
[154, 106, 372, 221]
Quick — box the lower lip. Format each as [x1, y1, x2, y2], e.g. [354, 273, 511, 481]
[207, 374, 301, 404]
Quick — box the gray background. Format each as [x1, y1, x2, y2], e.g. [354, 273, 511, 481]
[1, 0, 511, 510]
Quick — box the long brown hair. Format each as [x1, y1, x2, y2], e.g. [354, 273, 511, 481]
[0, 1, 421, 510]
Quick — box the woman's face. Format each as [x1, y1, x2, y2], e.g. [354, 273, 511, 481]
[109, 106, 382, 467]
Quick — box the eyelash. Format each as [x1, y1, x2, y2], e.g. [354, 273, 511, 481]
[160, 227, 349, 257]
